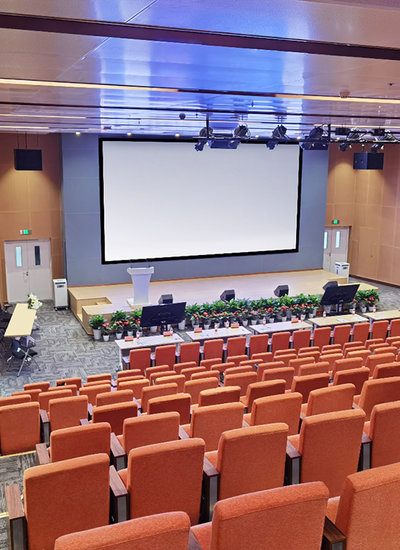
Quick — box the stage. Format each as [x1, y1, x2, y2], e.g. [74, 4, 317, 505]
[68, 269, 377, 334]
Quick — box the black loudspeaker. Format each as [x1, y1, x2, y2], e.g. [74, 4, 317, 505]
[353, 152, 384, 170]
[158, 294, 173, 304]
[323, 281, 338, 291]
[14, 149, 43, 171]
[220, 289, 235, 301]
[274, 285, 289, 297]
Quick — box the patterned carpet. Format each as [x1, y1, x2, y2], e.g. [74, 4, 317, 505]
[0, 276, 399, 548]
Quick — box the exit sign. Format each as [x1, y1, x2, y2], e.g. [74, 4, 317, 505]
[19, 229, 32, 235]
[332, 220, 340, 225]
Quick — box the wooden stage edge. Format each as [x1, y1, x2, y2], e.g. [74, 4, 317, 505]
[68, 269, 377, 335]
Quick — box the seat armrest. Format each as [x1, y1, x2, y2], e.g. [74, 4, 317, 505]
[39, 409, 50, 445]
[179, 426, 190, 440]
[358, 431, 372, 471]
[110, 433, 126, 470]
[36, 443, 50, 465]
[285, 440, 301, 485]
[201, 457, 219, 523]
[80, 418, 90, 425]
[109, 465, 129, 523]
[189, 531, 203, 549]
[322, 517, 346, 550]
[5, 484, 27, 550]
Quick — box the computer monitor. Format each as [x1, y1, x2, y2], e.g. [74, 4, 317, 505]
[140, 302, 186, 330]
[320, 284, 359, 307]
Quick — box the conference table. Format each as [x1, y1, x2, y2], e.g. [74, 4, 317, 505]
[307, 313, 367, 328]
[186, 326, 251, 343]
[4, 303, 37, 376]
[115, 332, 184, 369]
[249, 320, 312, 334]
[361, 309, 400, 322]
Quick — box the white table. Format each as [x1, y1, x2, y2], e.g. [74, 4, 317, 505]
[5, 303, 37, 376]
[115, 332, 184, 369]
[249, 320, 312, 334]
[186, 326, 251, 342]
[361, 310, 400, 322]
[307, 314, 367, 328]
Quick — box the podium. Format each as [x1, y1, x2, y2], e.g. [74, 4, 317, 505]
[127, 267, 154, 307]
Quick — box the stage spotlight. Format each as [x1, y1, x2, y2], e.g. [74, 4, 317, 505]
[194, 126, 213, 151]
[220, 289, 235, 301]
[195, 141, 205, 151]
[339, 142, 351, 152]
[309, 126, 324, 140]
[159, 294, 173, 304]
[266, 139, 278, 150]
[233, 124, 250, 139]
[274, 285, 289, 298]
[371, 143, 384, 153]
[272, 124, 287, 140]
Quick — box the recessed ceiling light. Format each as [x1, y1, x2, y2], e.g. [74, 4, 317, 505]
[127, 132, 132, 136]
[75, 131, 81, 136]
[254, 135, 259, 139]
[296, 135, 301, 140]
[175, 133, 180, 138]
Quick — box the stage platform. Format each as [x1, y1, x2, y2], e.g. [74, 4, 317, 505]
[68, 269, 377, 334]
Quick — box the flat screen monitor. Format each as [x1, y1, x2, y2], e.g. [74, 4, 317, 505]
[320, 284, 359, 306]
[140, 302, 186, 328]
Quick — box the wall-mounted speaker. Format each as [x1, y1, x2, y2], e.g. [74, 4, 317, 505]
[220, 289, 235, 301]
[323, 281, 338, 291]
[353, 152, 383, 170]
[158, 294, 173, 304]
[14, 149, 43, 171]
[274, 285, 289, 297]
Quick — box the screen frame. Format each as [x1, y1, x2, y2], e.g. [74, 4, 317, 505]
[99, 137, 303, 265]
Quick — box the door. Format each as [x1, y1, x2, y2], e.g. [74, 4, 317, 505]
[4, 239, 52, 302]
[323, 227, 350, 273]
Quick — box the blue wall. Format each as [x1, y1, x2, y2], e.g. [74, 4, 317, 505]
[61, 134, 328, 285]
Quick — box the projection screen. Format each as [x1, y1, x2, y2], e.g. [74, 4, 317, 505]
[100, 140, 301, 263]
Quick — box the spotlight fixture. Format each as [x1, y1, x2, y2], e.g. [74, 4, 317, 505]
[339, 142, 351, 152]
[370, 143, 384, 153]
[266, 140, 277, 150]
[194, 125, 213, 151]
[335, 127, 351, 136]
[301, 126, 328, 150]
[195, 141, 206, 152]
[309, 126, 324, 140]
[265, 125, 287, 150]
[233, 124, 250, 139]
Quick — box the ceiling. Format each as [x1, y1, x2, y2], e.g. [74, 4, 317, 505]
[1, 0, 400, 139]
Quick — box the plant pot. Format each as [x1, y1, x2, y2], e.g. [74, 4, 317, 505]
[92, 328, 101, 341]
[242, 319, 249, 326]
[324, 305, 331, 314]
[127, 330, 133, 337]
[178, 320, 186, 331]
[281, 316, 287, 322]
[308, 312, 314, 318]
[150, 325, 158, 333]
[250, 319, 258, 325]
[204, 323, 211, 330]
[116, 332, 123, 339]
[136, 330, 143, 337]
[214, 322, 220, 329]
[267, 317, 274, 324]
[368, 306, 375, 312]
[224, 321, 230, 328]
[103, 334, 110, 342]
[192, 323, 200, 330]
[360, 305, 367, 313]
[300, 314, 306, 321]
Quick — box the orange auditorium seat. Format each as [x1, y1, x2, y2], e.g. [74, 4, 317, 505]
[87, 373, 112, 385]
[372, 320, 389, 340]
[244, 392, 302, 435]
[118, 411, 180, 455]
[291, 373, 330, 404]
[364, 401, 400, 468]
[262, 367, 295, 390]
[292, 329, 312, 351]
[332, 367, 370, 395]
[79, 385, 111, 407]
[313, 327, 331, 349]
[373, 362, 400, 379]
[198, 387, 241, 407]
[240, 380, 285, 411]
[39, 389, 73, 411]
[354, 376, 400, 420]
[178, 342, 200, 364]
[352, 322, 370, 343]
[226, 337, 246, 357]
[203, 339, 224, 361]
[48, 395, 89, 432]
[118, 379, 150, 399]
[301, 384, 355, 417]
[139, 383, 178, 412]
[129, 348, 151, 373]
[289, 356, 315, 376]
[0, 402, 40, 455]
[298, 361, 330, 376]
[92, 401, 138, 435]
[147, 393, 191, 424]
[365, 352, 395, 378]
[224, 372, 257, 396]
[332, 324, 351, 346]
[154, 345, 176, 368]
[183, 378, 219, 404]
[174, 362, 199, 375]
[24, 382, 50, 393]
[248, 334, 269, 357]
[270, 332, 290, 354]
[95, 390, 133, 407]
[49, 422, 111, 462]
[155, 374, 185, 392]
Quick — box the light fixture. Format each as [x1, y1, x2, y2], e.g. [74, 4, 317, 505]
[370, 143, 384, 153]
[75, 131, 81, 136]
[175, 133, 180, 138]
[339, 142, 351, 152]
[301, 126, 328, 150]
[309, 126, 324, 140]
[126, 132, 132, 136]
[233, 124, 249, 139]
[194, 126, 213, 151]
[265, 125, 287, 150]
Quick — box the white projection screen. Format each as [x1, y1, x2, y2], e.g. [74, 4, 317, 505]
[100, 140, 301, 263]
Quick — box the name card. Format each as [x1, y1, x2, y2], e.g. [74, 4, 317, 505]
[291, 317, 299, 324]
[194, 328, 203, 334]
[231, 322, 239, 328]
[163, 331, 173, 337]
[124, 336, 134, 342]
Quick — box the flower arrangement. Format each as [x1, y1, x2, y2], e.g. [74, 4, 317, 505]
[101, 322, 112, 335]
[27, 293, 42, 310]
[89, 314, 106, 330]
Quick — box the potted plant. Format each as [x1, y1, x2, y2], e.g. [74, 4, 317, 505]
[306, 295, 320, 318]
[354, 290, 368, 313]
[365, 289, 380, 312]
[27, 293, 43, 310]
[89, 314, 106, 340]
[113, 320, 125, 339]
[220, 311, 230, 328]
[191, 313, 201, 329]
[202, 311, 212, 330]
[101, 322, 112, 342]
[135, 320, 143, 337]
[278, 305, 288, 322]
[249, 309, 259, 325]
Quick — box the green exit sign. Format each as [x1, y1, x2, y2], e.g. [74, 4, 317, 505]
[20, 229, 32, 235]
[332, 220, 340, 225]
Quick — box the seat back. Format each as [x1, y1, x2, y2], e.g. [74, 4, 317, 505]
[289, 357, 315, 376]
[225, 365, 253, 376]
[156, 374, 185, 393]
[129, 348, 151, 373]
[127, 438, 205, 524]
[0, 395, 30, 407]
[0, 402, 40, 454]
[226, 354, 249, 367]
[200, 358, 223, 370]
[224, 372, 257, 396]
[366, 338, 385, 349]
[39, 389, 73, 411]
[352, 322, 370, 343]
[190, 402, 244, 451]
[54, 511, 191, 550]
[24, 453, 110, 550]
[358, 377, 400, 420]
[257, 361, 285, 381]
[87, 374, 112, 385]
[121, 411, 180, 454]
[291, 373, 330, 403]
[147, 393, 191, 424]
[179, 342, 200, 364]
[271, 332, 290, 354]
[12, 389, 41, 403]
[365, 352, 396, 378]
[174, 362, 198, 375]
[313, 327, 331, 349]
[79, 385, 111, 406]
[251, 352, 273, 363]
[347, 349, 371, 365]
[248, 334, 269, 357]
[24, 382, 50, 392]
[155, 345, 176, 368]
[96, 389, 133, 407]
[306, 384, 355, 416]
[298, 361, 330, 376]
[56, 377, 82, 390]
[198, 386, 241, 407]
[390, 319, 400, 338]
[274, 353, 298, 369]
[369, 402, 400, 468]
[373, 362, 400, 379]
[226, 337, 246, 357]
[184, 378, 219, 404]
[50, 423, 111, 462]
[49, 395, 89, 432]
[332, 324, 351, 346]
[180, 367, 206, 381]
[145, 365, 170, 379]
[117, 370, 142, 380]
[372, 320, 389, 340]
[299, 409, 366, 496]
[375, 345, 398, 356]
[332, 357, 363, 377]
[321, 344, 342, 354]
[150, 370, 178, 384]
[140, 383, 178, 412]
[319, 353, 343, 372]
[217, 424, 288, 500]
[116, 376, 145, 389]
[249, 393, 302, 435]
[334, 462, 400, 550]
[204, 482, 328, 550]
[333, 367, 370, 395]
[292, 329, 312, 351]
[245, 380, 286, 411]
[203, 339, 224, 360]
[298, 350, 320, 362]
[262, 367, 295, 390]
[118, 379, 150, 399]
[92, 401, 138, 435]
[191, 371, 220, 381]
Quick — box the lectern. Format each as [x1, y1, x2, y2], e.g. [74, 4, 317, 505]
[127, 267, 154, 306]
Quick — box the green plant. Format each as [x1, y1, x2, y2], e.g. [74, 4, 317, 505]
[101, 322, 112, 335]
[211, 300, 226, 313]
[89, 314, 106, 330]
[113, 320, 125, 333]
[185, 304, 201, 320]
[111, 310, 127, 324]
